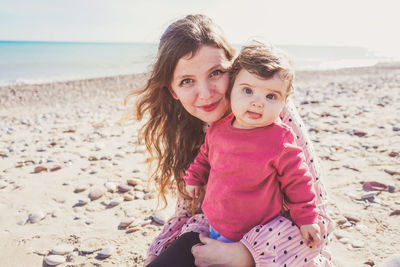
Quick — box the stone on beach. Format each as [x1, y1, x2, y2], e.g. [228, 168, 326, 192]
[34, 166, 48, 173]
[88, 187, 106, 201]
[109, 197, 124, 207]
[104, 181, 117, 192]
[118, 184, 132, 193]
[74, 185, 88, 193]
[97, 246, 114, 259]
[27, 211, 45, 223]
[0, 180, 7, 189]
[44, 255, 66, 266]
[119, 218, 136, 229]
[51, 244, 74, 255]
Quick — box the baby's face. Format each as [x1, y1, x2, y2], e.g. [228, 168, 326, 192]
[230, 69, 288, 129]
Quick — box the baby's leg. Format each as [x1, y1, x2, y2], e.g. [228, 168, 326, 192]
[146, 231, 201, 267]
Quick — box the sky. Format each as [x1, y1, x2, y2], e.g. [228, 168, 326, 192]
[1, 0, 400, 53]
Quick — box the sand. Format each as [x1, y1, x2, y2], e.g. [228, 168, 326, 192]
[0, 64, 399, 267]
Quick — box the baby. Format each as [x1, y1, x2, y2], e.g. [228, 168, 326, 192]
[185, 41, 321, 246]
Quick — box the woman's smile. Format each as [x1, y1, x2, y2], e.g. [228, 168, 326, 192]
[198, 99, 222, 112]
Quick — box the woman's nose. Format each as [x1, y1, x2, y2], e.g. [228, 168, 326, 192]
[198, 81, 213, 99]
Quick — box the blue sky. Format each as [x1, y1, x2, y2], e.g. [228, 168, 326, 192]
[1, 0, 400, 53]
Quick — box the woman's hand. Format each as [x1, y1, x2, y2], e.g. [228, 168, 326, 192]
[143, 255, 157, 266]
[191, 234, 255, 267]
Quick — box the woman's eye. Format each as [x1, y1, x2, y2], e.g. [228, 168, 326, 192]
[244, 88, 253, 94]
[180, 78, 193, 86]
[266, 94, 276, 100]
[210, 70, 224, 78]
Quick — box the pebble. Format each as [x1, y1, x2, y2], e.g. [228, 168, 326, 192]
[119, 218, 136, 229]
[393, 126, 400, 132]
[34, 166, 48, 173]
[78, 198, 90, 205]
[135, 191, 145, 199]
[151, 212, 167, 225]
[50, 165, 62, 172]
[44, 255, 66, 266]
[0, 180, 7, 189]
[104, 182, 117, 192]
[97, 246, 114, 259]
[74, 185, 88, 193]
[123, 194, 134, 201]
[127, 179, 139, 186]
[118, 184, 132, 193]
[88, 187, 106, 201]
[51, 244, 74, 255]
[343, 213, 360, 223]
[339, 237, 350, 244]
[333, 229, 348, 239]
[109, 197, 124, 207]
[27, 212, 45, 223]
[351, 240, 365, 248]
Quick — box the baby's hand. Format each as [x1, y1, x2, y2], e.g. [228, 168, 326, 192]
[186, 185, 201, 199]
[300, 223, 321, 247]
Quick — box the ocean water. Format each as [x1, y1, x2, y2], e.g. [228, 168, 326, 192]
[0, 41, 397, 86]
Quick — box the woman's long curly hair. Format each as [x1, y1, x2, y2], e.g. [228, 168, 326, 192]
[125, 14, 235, 209]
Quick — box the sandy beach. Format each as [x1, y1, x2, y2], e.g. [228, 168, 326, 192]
[0, 64, 399, 267]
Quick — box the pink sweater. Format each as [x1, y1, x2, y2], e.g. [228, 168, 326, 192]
[184, 113, 318, 241]
[147, 101, 334, 266]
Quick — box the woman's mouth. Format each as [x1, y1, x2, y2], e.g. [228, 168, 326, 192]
[198, 100, 221, 112]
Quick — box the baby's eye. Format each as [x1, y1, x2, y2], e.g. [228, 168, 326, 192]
[244, 88, 253, 94]
[210, 70, 224, 78]
[266, 93, 276, 100]
[180, 78, 193, 86]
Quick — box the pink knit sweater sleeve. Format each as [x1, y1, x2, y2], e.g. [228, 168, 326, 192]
[184, 134, 211, 186]
[273, 131, 318, 226]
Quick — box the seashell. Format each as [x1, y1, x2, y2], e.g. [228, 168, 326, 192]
[104, 182, 117, 192]
[44, 255, 66, 266]
[27, 212, 45, 223]
[97, 246, 114, 259]
[51, 244, 74, 255]
[109, 197, 124, 207]
[88, 187, 106, 201]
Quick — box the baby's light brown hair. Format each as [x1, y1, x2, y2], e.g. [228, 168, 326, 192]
[229, 41, 295, 97]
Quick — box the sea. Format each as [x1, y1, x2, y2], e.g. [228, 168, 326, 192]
[0, 40, 399, 86]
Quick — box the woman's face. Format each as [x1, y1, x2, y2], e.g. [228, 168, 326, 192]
[170, 45, 231, 123]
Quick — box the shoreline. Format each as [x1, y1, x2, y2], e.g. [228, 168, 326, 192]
[1, 63, 399, 266]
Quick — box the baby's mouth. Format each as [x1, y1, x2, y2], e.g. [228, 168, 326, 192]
[246, 111, 262, 119]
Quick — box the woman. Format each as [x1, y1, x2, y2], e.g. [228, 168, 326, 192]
[127, 14, 333, 266]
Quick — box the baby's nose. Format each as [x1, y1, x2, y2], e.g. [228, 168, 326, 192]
[251, 102, 263, 108]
